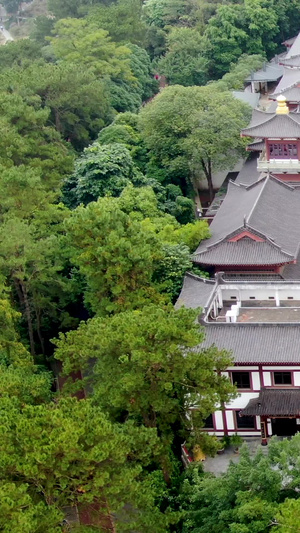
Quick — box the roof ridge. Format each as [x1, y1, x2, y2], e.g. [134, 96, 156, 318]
[245, 221, 294, 257]
[184, 271, 215, 284]
[269, 87, 300, 98]
[194, 222, 269, 252]
[267, 173, 295, 191]
[242, 113, 277, 134]
[246, 176, 269, 224]
[192, 233, 231, 253]
[263, 236, 294, 257]
[272, 70, 300, 95]
[240, 222, 266, 240]
[237, 221, 294, 256]
[244, 174, 267, 190]
[203, 322, 300, 328]
[286, 113, 300, 127]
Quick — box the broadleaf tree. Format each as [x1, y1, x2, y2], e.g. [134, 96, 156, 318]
[139, 84, 251, 202]
[54, 305, 235, 479]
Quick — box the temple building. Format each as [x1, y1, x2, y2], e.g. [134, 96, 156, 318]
[192, 175, 300, 277]
[176, 273, 300, 442]
[244, 59, 283, 95]
[179, 34, 300, 445]
[241, 95, 300, 180]
[270, 70, 300, 111]
[246, 32, 300, 96]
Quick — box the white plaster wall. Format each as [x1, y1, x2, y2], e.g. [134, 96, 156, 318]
[229, 431, 260, 436]
[227, 366, 259, 371]
[221, 289, 241, 300]
[225, 392, 259, 409]
[221, 286, 300, 302]
[226, 411, 235, 430]
[294, 372, 300, 386]
[263, 372, 272, 386]
[214, 411, 224, 430]
[252, 372, 260, 390]
[277, 290, 300, 300]
[267, 420, 272, 436]
[263, 366, 300, 370]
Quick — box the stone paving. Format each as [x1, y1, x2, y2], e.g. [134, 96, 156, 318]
[202, 438, 268, 476]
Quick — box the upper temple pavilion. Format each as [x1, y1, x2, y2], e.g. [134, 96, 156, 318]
[241, 95, 300, 181]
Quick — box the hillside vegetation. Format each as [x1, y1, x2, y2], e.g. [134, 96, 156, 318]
[0, 0, 298, 530]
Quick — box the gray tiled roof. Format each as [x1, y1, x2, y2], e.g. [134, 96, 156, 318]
[280, 55, 300, 68]
[201, 323, 300, 363]
[271, 66, 300, 93]
[283, 249, 300, 280]
[271, 86, 300, 101]
[285, 32, 300, 59]
[282, 36, 297, 47]
[244, 62, 284, 82]
[241, 113, 300, 138]
[235, 155, 262, 186]
[247, 109, 274, 128]
[193, 175, 300, 265]
[175, 273, 215, 310]
[266, 100, 278, 113]
[232, 91, 260, 109]
[241, 388, 300, 416]
[247, 140, 264, 151]
[193, 238, 292, 266]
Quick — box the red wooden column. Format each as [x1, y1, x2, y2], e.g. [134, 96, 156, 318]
[265, 140, 270, 161]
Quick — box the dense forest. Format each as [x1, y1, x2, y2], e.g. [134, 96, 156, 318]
[1, 0, 300, 530]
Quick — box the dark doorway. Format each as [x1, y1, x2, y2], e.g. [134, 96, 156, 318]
[271, 418, 297, 436]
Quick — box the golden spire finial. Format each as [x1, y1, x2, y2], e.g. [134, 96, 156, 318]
[276, 94, 289, 114]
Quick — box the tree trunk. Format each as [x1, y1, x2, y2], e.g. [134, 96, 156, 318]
[54, 108, 62, 133]
[22, 283, 35, 357]
[14, 278, 35, 357]
[201, 158, 214, 205]
[35, 306, 45, 356]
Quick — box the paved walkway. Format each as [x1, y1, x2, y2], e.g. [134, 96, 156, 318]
[203, 438, 267, 475]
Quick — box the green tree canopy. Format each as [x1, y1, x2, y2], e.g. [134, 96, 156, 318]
[98, 111, 149, 172]
[219, 53, 265, 90]
[2, 0, 24, 14]
[63, 143, 137, 207]
[0, 59, 112, 150]
[0, 281, 31, 365]
[180, 446, 281, 533]
[274, 499, 300, 532]
[65, 188, 209, 313]
[107, 43, 158, 113]
[156, 27, 209, 86]
[49, 18, 132, 79]
[139, 84, 251, 202]
[54, 306, 235, 467]
[31, 15, 55, 46]
[0, 395, 171, 531]
[142, 0, 187, 28]
[0, 90, 73, 189]
[0, 202, 81, 357]
[0, 482, 62, 533]
[47, 0, 104, 19]
[65, 194, 165, 314]
[88, 0, 147, 45]
[180, 434, 300, 532]
[0, 39, 41, 69]
[204, 0, 279, 77]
